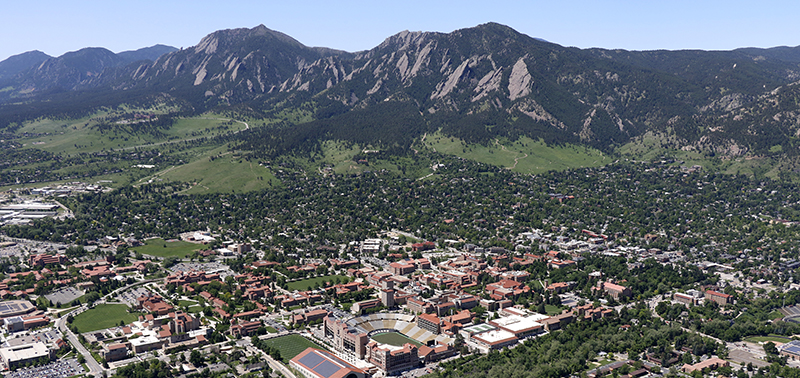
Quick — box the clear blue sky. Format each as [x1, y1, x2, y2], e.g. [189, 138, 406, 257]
[2, 0, 798, 61]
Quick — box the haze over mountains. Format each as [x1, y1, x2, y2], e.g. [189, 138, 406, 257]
[2, 23, 800, 159]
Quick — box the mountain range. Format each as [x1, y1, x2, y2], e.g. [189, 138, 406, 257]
[3, 23, 800, 159]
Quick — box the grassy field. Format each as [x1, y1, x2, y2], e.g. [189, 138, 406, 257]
[132, 238, 204, 258]
[261, 334, 325, 361]
[423, 132, 608, 174]
[156, 146, 279, 194]
[4, 111, 273, 192]
[744, 335, 793, 344]
[544, 304, 563, 316]
[286, 275, 349, 291]
[72, 304, 139, 333]
[371, 332, 423, 347]
[16, 114, 240, 156]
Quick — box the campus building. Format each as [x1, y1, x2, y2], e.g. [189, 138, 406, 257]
[324, 316, 369, 359]
[0, 342, 54, 369]
[417, 313, 440, 335]
[367, 342, 420, 375]
[290, 347, 365, 378]
[705, 290, 733, 306]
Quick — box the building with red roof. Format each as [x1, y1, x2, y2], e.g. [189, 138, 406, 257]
[705, 290, 733, 306]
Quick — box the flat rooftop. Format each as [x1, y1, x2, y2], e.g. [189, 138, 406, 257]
[472, 329, 517, 345]
[0, 342, 49, 362]
[490, 315, 543, 333]
[462, 323, 496, 334]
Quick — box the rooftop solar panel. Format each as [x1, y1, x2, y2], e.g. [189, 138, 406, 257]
[785, 345, 800, 354]
[298, 351, 325, 370]
[314, 360, 342, 378]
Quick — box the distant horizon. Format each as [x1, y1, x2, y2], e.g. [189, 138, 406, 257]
[3, 22, 800, 63]
[2, 0, 800, 62]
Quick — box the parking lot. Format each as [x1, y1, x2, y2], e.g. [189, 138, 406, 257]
[45, 287, 84, 306]
[118, 286, 153, 306]
[169, 262, 232, 278]
[5, 358, 84, 378]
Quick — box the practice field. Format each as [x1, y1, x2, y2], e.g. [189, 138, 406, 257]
[371, 332, 422, 347]
[286, 275, 349, 291]
[72, 304, 138, 333]
[133, 238, 204, 258]
[261, 334, 325, 361]
[744, 335, 792, 344]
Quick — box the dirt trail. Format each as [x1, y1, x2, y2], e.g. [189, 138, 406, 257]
[494, 139, 528, 170]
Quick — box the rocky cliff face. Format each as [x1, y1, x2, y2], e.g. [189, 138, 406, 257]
[4, 23, 800, 156]
[111, 25, 351, 105]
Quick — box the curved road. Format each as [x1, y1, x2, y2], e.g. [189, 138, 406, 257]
[57, 310, 103, 375]
[56, 279, 160, 376]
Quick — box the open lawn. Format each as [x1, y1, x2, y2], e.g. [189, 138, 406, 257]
[744, 335, 793, 344]
[155, 145, 279, 194]
[423, 133, 607, 174]
[544, 305, 563, 316]
[371, 332, 422, 347]
[287, 275, 349, 291]
[17, 114, 236, 156]
[261, 334, 325, 361]
[133, 238, 204, 258]
[72, 304, 139, 333]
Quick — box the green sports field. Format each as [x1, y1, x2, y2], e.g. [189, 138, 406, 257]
[132, 238, 204, 258]
[72, 304, 139, 333]
[286, 275, 349, 291]
[261, 334, 325, 361]
[371, 331, 423, 347]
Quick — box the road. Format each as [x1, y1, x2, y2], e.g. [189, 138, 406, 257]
[57, 310, 103, 375]
[54, 279, 160, 376]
